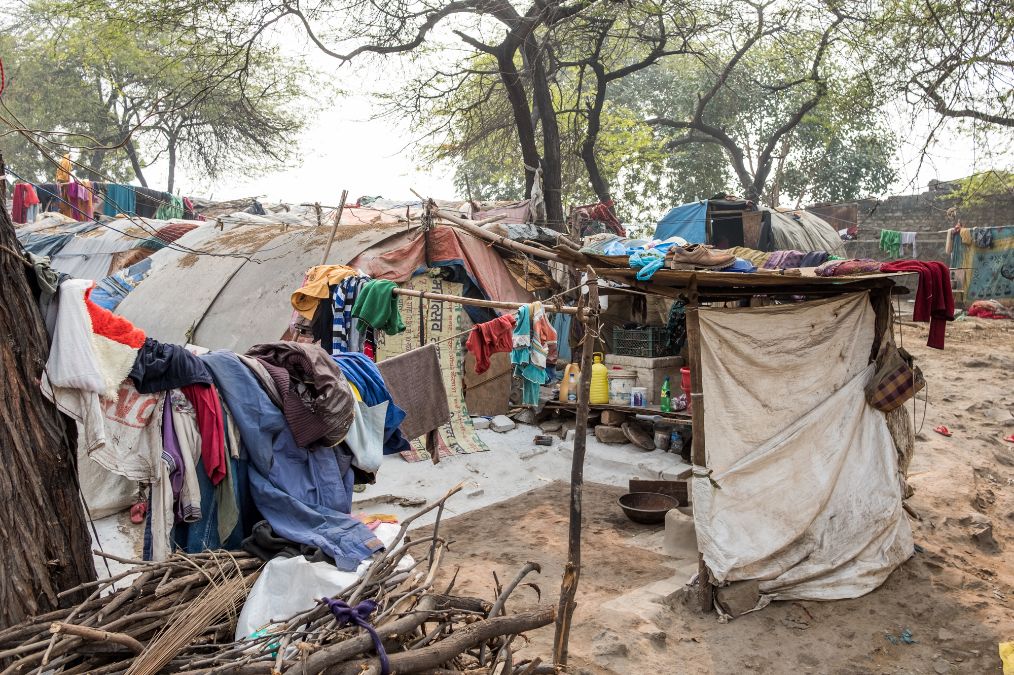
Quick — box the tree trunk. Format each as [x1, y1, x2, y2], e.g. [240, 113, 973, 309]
[167, 137, 177, 194]
[580, 65, 611, 205]
[497, 48, 543, 202]
[524, 36, 566, 232]
[124, 139, 149, 188]
[0, 157, 97, 630]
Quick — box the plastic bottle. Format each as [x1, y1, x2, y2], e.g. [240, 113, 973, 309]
[567, 372, 577, 402]
[590, 353, 610, 404]
[660, 375, 672, 413]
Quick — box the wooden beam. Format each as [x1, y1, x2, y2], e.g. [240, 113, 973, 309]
[553, 273, 598, 668]
[319, 189, 348, 265]
[391, 287, 583, 316]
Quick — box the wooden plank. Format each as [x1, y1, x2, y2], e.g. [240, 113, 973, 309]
[684, 291, 713, 613]
[593, 267, 914, 293]
[545, 400, 692, 423]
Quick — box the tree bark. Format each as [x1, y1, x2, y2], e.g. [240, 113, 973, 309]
[580, 63, 611, 205]
[524, 35, 566, 231]
[496, 48, 543, 201]
[124, 139, 149, 188]
[0, 156, 97, 630]
[167, 136, 177, 194]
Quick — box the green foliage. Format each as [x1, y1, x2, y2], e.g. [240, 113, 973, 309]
[948, 170, 1014, 206]
[0, 1, 312, 189]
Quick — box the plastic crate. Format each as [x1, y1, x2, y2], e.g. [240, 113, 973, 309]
[611, 326, 672, 358]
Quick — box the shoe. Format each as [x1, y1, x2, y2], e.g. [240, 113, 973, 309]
[667, 244, 736, 270]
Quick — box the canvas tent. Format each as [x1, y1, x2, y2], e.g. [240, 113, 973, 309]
[655, 199, 846, 256]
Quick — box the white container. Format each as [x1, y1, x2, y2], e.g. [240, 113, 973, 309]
[630, 386, 648, 407]
[608, 369, 637, 405]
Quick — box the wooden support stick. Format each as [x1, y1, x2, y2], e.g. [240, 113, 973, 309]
[391, 287, 583, 316]
[411, 189, 580, 266]
[320, 189, 348, 265]
[49, 623, 143, 654]
[684, 276, 713, 612]
[553, 271, 598, 668]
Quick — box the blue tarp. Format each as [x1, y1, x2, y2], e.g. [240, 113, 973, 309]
[654, 201, 708, 243]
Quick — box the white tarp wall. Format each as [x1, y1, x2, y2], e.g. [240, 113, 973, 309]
[692, 292, 913, 603]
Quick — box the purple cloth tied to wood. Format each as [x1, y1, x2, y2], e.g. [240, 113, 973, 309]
[376, 343, 450, 441]
[321, 598, 390, 675]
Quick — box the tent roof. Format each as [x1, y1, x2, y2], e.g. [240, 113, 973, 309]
[764, 207, 846, 256]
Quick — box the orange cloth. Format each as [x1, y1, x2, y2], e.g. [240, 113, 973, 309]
[291, 265, 358, 319]
[84, 286, 146, 348]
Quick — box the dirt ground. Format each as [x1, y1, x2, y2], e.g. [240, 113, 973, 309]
[416, 317, 1014, 674]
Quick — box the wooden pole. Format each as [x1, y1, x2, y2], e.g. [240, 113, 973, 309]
[683, 274, 713, 612]
[410, 189, 580, 266]
[391, 287, 583, 316]
[320, 189, 348, 265]
[553, 269, 598, 668]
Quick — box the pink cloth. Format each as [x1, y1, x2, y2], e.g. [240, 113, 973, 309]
[348, 226, 531, 304]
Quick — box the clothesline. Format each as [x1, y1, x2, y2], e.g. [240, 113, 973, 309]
[391, 287, 584, 316]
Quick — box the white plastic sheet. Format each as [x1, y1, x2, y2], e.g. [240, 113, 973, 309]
[235, 523, 411, 640]
[693, 293, 913, 602]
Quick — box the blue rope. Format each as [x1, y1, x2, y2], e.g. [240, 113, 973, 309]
[321, 598, 390, 674]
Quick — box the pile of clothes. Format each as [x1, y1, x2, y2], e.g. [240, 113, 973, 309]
[40, 276, 416, 570]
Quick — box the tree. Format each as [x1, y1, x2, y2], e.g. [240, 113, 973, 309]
[643, 1, 852, 203]
[0, 163, 97, 629]
[0, 2, 310, 192]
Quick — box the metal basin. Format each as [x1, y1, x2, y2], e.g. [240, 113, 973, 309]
[618, 492, 680, 524]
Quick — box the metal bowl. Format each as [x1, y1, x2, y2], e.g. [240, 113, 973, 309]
[618, 492, 680, 524]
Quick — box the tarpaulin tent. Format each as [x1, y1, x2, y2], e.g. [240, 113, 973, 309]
[655, 201, 708, 242]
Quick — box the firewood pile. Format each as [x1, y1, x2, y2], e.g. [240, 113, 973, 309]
[0, 486, 555, 675]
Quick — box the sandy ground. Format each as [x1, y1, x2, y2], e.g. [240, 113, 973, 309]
[91, 313, 1014, 674]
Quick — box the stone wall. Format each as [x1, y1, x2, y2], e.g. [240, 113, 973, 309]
[837, 185, 1014, 263]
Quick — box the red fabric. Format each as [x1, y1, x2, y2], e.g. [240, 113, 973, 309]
[465, 314, 517, 374]
[574, 199, 625, 236]
[348, 226, 531, 304]
[181, 383, 226, 486]
[84, 286, 146, 348]
[882, 260, 954, 349]
[12, 184, 39, 223]
[967, 301, 1012, 320]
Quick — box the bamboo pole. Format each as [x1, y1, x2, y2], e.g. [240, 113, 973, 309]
[553, 270, 598, 668]
[320, 190, 349, 265]
[410, 189, 581, 266]
[391, 287, 582, 316]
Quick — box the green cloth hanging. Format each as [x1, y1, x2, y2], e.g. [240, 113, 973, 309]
[155, 194, 185, 220]
[351, 280, 405, 335]
[879, 229, 901, 259]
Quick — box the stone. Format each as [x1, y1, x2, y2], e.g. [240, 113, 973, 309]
[471, 417, 491, 430]
[467, 489, 485, 498]
[511, 408, 537, 425]
[714, 580, 762, 618]
[970, 522, 999, 552]
[601, 409, 627, 426]
[490, 415, 516, 433]
[562, 429, 576, 442]
[519, 447, 548, 461]
[591, 630, 628, 657]
[539, 419, 563, 432]
[933, 658, 953, 674]
[595, 424, 629, 444]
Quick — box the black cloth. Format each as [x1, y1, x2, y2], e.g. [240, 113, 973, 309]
[241, 520, 334, 564]
[134, 186, 163, 218]
[800, 251, 830, 267]
[310, 291, 335, 347]
[129, 337, 214, 393]
[35, 182, 61, 212]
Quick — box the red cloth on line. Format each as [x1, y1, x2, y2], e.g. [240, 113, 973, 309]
[881, 260, 954, 349]
[465, 313, 517, 374]
[12, 184, 39, 223]
[84, 286, 146, 348]
[181, 383, 226, 485]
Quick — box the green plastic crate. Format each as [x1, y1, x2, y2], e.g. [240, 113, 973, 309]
[611, 326, 672, 358]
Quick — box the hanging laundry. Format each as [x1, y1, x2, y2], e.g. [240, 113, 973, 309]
[156, 194, 185, 220]
[130, 338, 214, 394]
[465, 313, 517, 374]
[134, 186, 164, 218]
[11, 183, 40, 224]
[351, 279, 405, 335]
[291, 265, 357, 319]
[972, 227, 994, 248]
[310, 292, 335, 347]
[103, 183, 137, 217]
[376, 344, 450, 441]
[180, 383, 226, 485]
[245, 342, 355, 448]
[35, 182, 61, 212]
[202, 351, 383, 571]
[879, 229, 902, 258]
[163, 392, 200, 523]
[900, 232, 917, 257]
[511, 303, 558, 406]
[333, 352, 410, 455]
[550, 311, 573, 365]
[332, 275, 371, 353]
[881, 260, 954, 349]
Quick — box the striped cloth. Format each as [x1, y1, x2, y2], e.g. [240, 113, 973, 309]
[332, 275, 370, 354]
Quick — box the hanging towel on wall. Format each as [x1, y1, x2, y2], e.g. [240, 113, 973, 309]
[879, 229, 901, 258]
[376, 344, 450, 441]
[900, 232, 917, 257]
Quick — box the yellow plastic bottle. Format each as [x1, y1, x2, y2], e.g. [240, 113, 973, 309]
[590, 352, 610, 404]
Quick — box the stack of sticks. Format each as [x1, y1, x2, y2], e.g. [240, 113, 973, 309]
[0, 485, 555, 675]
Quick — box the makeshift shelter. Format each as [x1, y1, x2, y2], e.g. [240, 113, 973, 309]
[950, 225, 1014, 301]
[655, 199, 846, 256]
